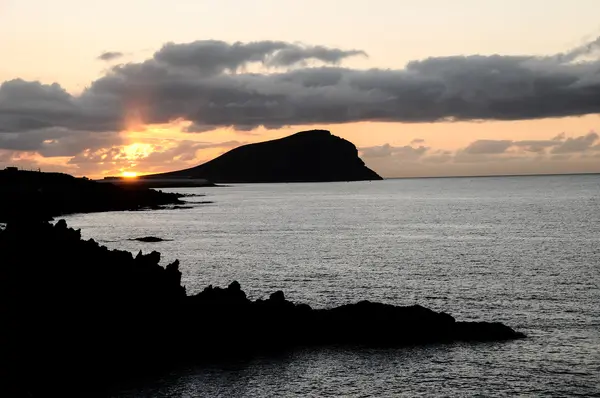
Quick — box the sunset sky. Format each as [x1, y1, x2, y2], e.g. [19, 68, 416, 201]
[1, 0, 600, 178]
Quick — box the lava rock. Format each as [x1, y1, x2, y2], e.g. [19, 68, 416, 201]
[0, 220, 525, 397]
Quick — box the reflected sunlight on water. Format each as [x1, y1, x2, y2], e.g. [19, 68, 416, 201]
[64, 175, 600, 396]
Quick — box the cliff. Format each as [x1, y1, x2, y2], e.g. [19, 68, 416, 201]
[150, 130, 382, 183]
[0, 220, 524, 396]
[0, 169, 183, 222]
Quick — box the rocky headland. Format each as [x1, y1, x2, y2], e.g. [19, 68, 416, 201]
[149, 130, 383, 183]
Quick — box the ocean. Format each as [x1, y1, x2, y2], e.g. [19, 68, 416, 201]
[63, 175, 600, 397]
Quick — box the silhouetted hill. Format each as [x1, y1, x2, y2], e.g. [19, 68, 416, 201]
[1, 220, 524, 396]
[150, 130, 382, 183]
[0, 169, 182, 222]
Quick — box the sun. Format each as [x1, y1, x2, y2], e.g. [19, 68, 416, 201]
[121, 171, 138, 178]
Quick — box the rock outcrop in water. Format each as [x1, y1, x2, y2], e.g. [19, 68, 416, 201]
[0, 220, 524, 396]
[130, 236, 171, 242]
[149, 130, 382, 183]
[0, 169, 183, 222]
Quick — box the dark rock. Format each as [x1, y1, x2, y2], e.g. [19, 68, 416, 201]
[149, 130, 383, 183]
[0, 220, 524, 396]
[0, 169, 183, 223]
[130, 236, 170, 242]
[269, 290, 286, 302]
[228, 280, 242, 291]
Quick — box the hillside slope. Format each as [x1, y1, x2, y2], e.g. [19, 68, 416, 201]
[151, 130, 382, 183]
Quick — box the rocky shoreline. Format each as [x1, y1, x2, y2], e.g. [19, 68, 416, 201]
[0, 169, 183, 223]
[0, 220, 525, 396]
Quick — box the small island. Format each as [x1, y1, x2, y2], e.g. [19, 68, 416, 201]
[147, 130, 383, 183]
[0, 220, 525, 396]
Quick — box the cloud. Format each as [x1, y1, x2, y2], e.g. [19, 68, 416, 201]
[0, 79, 121, 134]
[457, 133, 599, 158]
[410, 138, 425, 145]
[362, 132, 600, 177]
[550, 132, 599, 154]
[98, 51, 124, 62]
[360, 143, 429, 159]
[2, 37, 600, 175]
[0, 150, 15, 163]
[65, 139, 243, 176]
[422, 150, 453, 164]
[155, 40, 366, 74]
[138, 140, 243, 164]
[0, 128, 122, 157]
[557, 36, 600, 63]
[511, 139, 560, 153]
[1, 37, 599, 141]
[456, 132, 600, 162]
[463, 140, 513, 154]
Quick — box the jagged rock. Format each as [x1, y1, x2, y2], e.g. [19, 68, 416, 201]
[0, 220, 524, 396]
[269, 290, 285, 302]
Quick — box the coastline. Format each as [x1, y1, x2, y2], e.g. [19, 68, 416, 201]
[0, 220, 525, 396]
[0, 169, 184, 223]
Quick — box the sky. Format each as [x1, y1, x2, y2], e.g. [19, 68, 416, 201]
[1, 0, 600, 178]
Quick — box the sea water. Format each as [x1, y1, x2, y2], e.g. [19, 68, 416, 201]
[63, 175, 600, 397]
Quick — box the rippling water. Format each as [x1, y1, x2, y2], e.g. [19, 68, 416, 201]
[63, 175, 600, 397]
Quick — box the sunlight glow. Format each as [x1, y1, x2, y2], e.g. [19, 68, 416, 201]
[122, 143, 154, 160]
[121, 171, 138, 178]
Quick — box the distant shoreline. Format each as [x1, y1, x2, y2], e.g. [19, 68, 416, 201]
[95, 172, 600, 186]
[99, 172, 600, 184]
[97, 177, 217, 188]
[187, 172, 600, 185]
[383, 172, 600, 180]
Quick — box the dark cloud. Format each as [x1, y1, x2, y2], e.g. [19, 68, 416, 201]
[155, 40, 366, 74]
[2, 38, 600, 160]
[0, 79, 122, 134]
[265, 45, 366, 68]
[98, 51, 124, 61]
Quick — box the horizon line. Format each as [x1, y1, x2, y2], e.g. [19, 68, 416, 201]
[383, 172, 600, 180]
